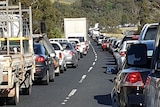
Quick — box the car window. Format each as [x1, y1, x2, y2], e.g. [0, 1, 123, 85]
[34, 44, 45, 55]
[68, 37, 84, 42]
[52, 44, 60, 50]
[144, 27, 157, 40]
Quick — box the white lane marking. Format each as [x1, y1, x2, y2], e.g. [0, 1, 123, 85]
[79, 75, 87, 83]
[64, 99, 67, 102]
[66, 97, 69, 100]
[68, 89, 77, 97]
[88, 67, 93, 72]
[61, 42, 98, 105]
[61, 102, 65, 105]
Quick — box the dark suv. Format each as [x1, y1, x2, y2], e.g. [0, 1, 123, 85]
[33, 35, 57, 84]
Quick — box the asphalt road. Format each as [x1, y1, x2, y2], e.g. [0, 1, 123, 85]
[4, 38, 117, 107]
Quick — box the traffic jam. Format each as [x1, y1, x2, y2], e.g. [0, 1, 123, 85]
[0, 0, 160, 106]
[89, 22, 159, 107]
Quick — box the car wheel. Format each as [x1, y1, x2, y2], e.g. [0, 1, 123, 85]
[49, 64, 55, 82]
[55, 67, 60, 76]
[80, 53, 83, 58]
[44, 70, 49, 85]
[119, 91, 126, 107]
[21, 74, 32, 95]
[6, 82, 19, 105]
[112, 93, 119, 107]
[64, 64, 67, 71]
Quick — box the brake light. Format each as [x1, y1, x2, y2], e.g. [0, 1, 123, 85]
[120, 51, 126, 57]
[124, 72, 144, 87]
[59, 52, 62, 60]
[35, 56, 45, 62]
[132, 35, 139, 40]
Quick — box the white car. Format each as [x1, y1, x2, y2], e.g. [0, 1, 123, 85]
[67, 38, 83, 58]
[67, 36, 89, 57]
[114, 40, 138, 70]
[50, 41, 67, 73]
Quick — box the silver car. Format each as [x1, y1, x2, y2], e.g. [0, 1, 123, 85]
[59, 41, 78, 68]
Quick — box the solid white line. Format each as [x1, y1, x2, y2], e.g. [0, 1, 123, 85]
[68, 89, 77, 97]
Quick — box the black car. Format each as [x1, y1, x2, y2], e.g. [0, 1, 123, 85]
[33, 43, 55, 85]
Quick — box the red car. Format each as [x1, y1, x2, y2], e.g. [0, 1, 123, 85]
[101, 39, 107, 51]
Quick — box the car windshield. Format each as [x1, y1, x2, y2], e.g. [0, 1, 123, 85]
[51, 44, 60, 50]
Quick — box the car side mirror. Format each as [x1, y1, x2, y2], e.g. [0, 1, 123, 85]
[126, 44, 147, 67]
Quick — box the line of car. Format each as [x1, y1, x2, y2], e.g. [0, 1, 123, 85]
[32, 35, 89, 85]
[91, 23, 158, 107]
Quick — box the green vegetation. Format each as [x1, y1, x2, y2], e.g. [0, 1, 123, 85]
[10, 0, 160, 38]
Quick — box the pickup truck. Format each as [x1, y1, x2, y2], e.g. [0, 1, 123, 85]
[129, 22, 160, 107]
[138, 23, 158, 41]
[0, 1, 35, 105]
[143, 22, 160, 107]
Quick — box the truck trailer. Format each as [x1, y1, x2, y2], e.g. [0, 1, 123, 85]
[64, 18, 89, 57]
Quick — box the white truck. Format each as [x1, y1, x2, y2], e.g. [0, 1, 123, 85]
[0, 0, 35, 105]
[64, 18, 89, 57]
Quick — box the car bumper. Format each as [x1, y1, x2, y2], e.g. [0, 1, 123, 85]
[123, 87, 144, 105]
[127, 94, 144, 104]
[65, 57, 76, 65]
[34, 66, 46, 79]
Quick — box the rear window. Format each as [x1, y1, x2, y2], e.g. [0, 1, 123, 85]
[68, 37, 84, 42]
[34, 44, 45, 55]
[51, 44, 60, 50]
[60, 42, 72, 50]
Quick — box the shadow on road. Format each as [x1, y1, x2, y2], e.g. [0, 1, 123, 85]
[94, 93, 112, 106]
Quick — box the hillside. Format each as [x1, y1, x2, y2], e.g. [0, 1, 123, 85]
[50, 0, 77, 4]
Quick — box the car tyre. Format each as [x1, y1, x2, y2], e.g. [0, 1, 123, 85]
[43, 70, 49, 85]
[6, 82, 19, 105]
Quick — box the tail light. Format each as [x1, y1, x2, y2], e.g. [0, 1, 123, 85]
[132, 35, 139, 40]
[59, 52, 62, 60]
[124, 72, 144, 87]
[35, 56, 45, 62]
[120, 51, 126, 57]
